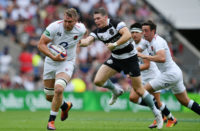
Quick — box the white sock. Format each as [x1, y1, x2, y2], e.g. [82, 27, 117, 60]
[187, 100, 194, 109]
[142, 90, 148, 98]
[137, 97, 142, 104]
[50, 110, 58, 116]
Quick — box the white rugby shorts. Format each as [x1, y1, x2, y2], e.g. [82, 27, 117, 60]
[43, 58, 75, 80]
[149, 67, 185, 94]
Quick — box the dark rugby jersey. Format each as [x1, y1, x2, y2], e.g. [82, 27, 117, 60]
[90, 19, 137, 59]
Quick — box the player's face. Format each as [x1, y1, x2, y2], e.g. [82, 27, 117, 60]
[93, 13, 107, 28]
[142, 25, 155, 42]
[131, 32, 142, 44]
[63, 14, 77, 31]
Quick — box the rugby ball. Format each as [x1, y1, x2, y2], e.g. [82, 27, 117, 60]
[49, 44, 67, 58]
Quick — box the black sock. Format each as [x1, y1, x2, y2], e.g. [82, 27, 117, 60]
[162, 105, 174, 120]
[48, 115, 56, 122]
[140, 99, 148, 106]
[60, 102, 68, 111]
[191, 102, 200, 115]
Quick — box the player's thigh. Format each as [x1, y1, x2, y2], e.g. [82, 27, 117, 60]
[130, 76, 146, 95]
[130, 76, 142, 90]
[129, 88, 140, 103]
[174, 90, 190, 106]
[94, 64, 117, 84]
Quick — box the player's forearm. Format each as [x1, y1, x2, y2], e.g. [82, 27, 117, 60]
[38, 43, 54, 58]
[80, 36, 94, 47]
[116, 31, 131, 46]
[144, 55, 165, 63]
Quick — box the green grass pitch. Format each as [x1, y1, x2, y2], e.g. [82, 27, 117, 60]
[0, 111, 199, 131]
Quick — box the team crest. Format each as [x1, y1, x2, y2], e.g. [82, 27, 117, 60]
[107, 59, 113, 64]
[74, 35, 78, 40]
[109, 29, 114, 35]
[151, 46, 154, 51]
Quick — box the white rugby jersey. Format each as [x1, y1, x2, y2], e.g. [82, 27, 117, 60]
[44, 20, 86, 61]
[139, 34, 179, 72]
[90, 19, 137, 59]
[133, 38, 160, 81]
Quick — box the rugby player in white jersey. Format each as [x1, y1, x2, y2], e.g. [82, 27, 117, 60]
[79, 8, 163, 129]
[137, 20, 200, 119]
[129, 23, 177, 128]
[38, 8, 86, 130]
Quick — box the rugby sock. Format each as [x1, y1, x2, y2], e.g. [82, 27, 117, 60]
[142, 90, 160, 115]
[60, 101, 68, 111]
[160, 103, 174, 120]
[137, 97, 148, 106]
[48, 110, 58, 122]
[103, 79, 115, 90]
[187, 100, 200, 115]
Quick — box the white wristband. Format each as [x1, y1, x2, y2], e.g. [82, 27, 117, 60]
[113, 42, 118, 47]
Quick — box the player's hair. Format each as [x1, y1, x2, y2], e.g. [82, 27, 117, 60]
[65, 8, 79, 20]
[142, 20, 157, 32]
[130, 23, 142, 29]
[93, 7, 108, 16]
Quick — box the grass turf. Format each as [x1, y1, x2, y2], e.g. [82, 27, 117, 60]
[0, 111, 199, 131]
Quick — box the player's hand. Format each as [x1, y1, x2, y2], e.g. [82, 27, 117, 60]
[137, 52, 146, 59]
[52, 53, 66, 61]
[79, 39, 88, 47]
[106, 43, 117, 51]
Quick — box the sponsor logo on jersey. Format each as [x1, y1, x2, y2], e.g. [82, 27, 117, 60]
[74, 35, 78, 40]
[44, 30, 50, 36]
[57, 32, 62, 36]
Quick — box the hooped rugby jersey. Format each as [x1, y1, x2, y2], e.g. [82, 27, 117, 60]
[139, 34, 179, 72]
[133, 39, 160, 81]
[90, 19, 137, 59]
[43, 20, 86, 61]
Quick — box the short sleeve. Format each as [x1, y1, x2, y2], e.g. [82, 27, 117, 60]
[116, 21, 126, 31]
[89, 29, 98, 40]
[154, 40, 165, 52]
[43, 22, 57, 40]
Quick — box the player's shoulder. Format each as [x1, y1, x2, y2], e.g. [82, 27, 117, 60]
[74, 22, 86, 33]
[110, 18, 123, 27]
[154, 35, 167, 44]
[47, 20, 63, 29]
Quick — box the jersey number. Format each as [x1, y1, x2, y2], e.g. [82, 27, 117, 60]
[59, 42, 68, 49]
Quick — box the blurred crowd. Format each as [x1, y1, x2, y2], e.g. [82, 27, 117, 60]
[0, 0, 199, 93]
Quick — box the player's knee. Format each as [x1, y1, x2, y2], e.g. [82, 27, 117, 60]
[94, 79, 104, 87]
[135, 88, 143, 96]
[129, 95, 138, 103]
[54, 78, 67, 94]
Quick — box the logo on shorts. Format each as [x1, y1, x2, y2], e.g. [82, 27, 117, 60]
[107, 59, 113, 64]
[129, 72, 133, 76]
[164, 83, 170, 87]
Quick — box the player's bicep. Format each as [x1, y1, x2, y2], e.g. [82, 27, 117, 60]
[156, 50, 166, 62]
[38, 34, 52, 46]
[118, 27, 129, 35]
